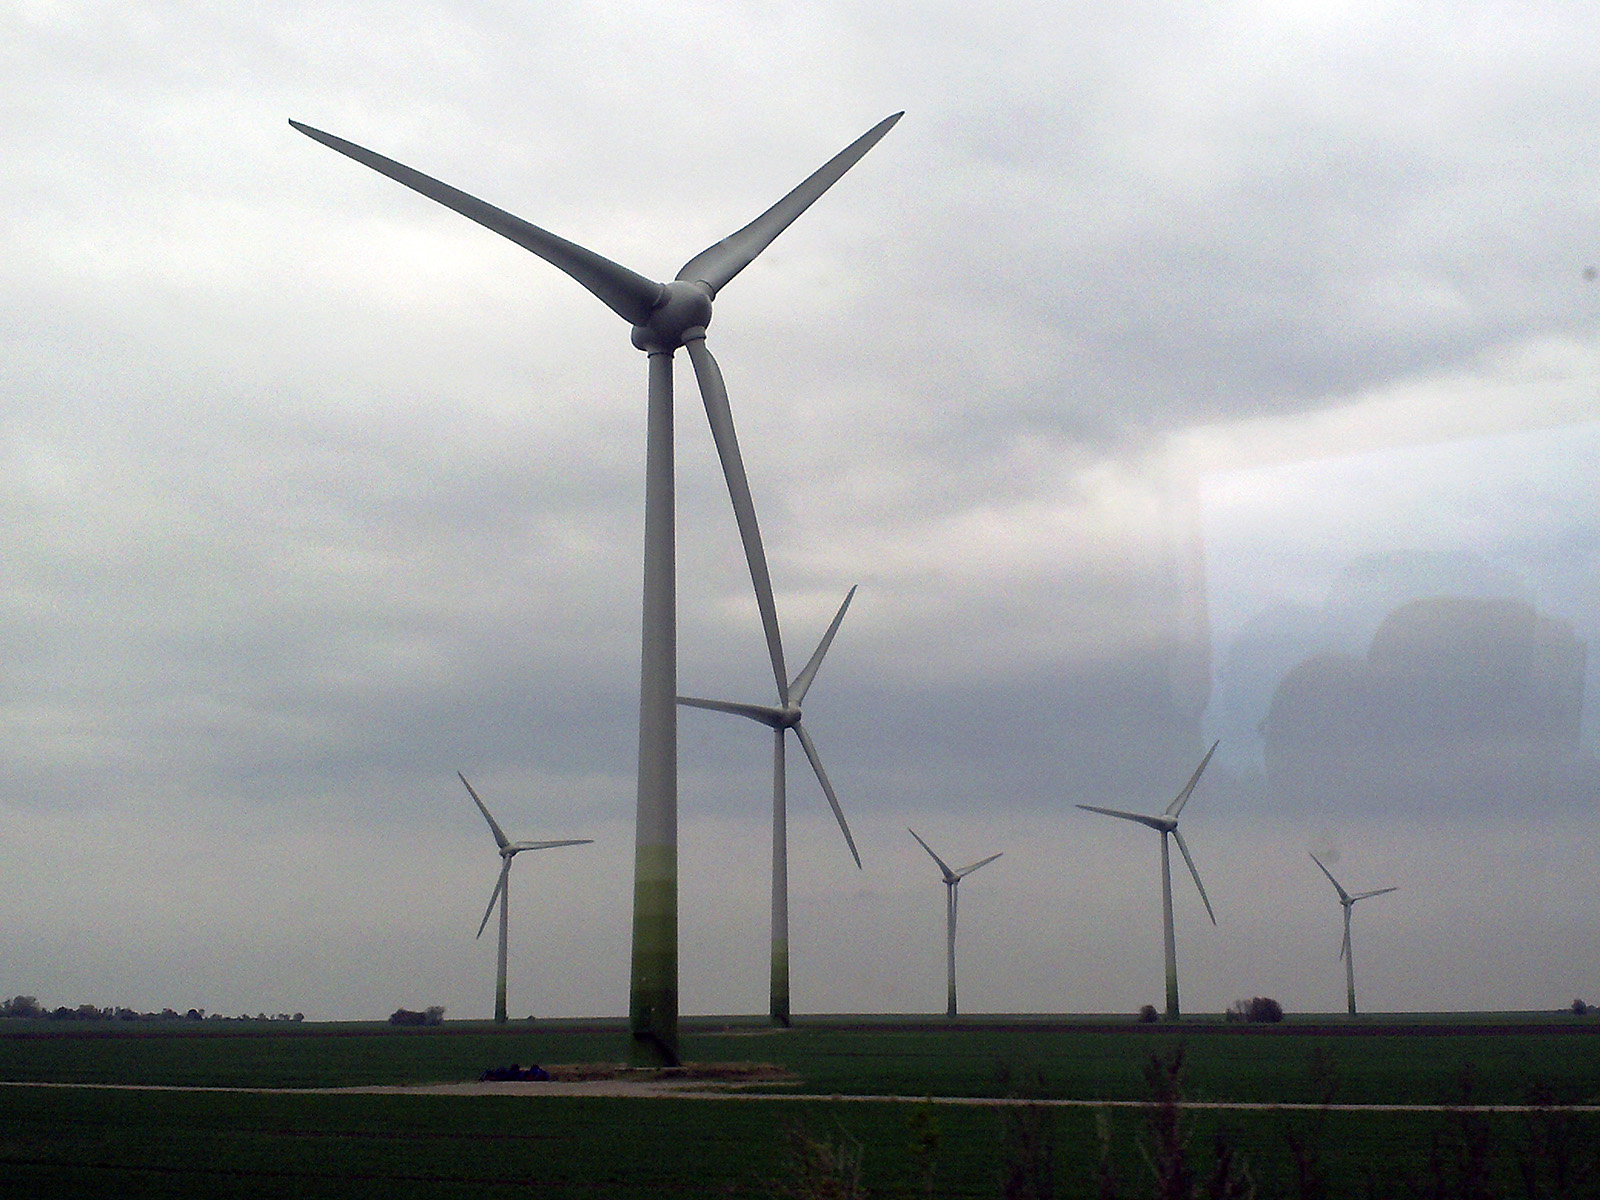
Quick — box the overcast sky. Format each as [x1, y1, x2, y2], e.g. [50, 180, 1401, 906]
[3, 0, 1598, 1022]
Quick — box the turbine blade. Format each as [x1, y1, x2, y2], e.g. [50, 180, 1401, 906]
[1309, 852, 1352, 903]
[1172, 829, 1217, 925]
[476, 862, 509, 939]
[508, 839, 595, 852]
[674, 113, 904, 297]
[795, 723, 860, 868]
[459, 772, 510, 850]
[955, 851, 1003, 879]
[1077, 804, 1171, 833]
[290, 120, 662, 326]
[1352, 886, 1398, 902]
[788, 586, 857, 706]
[684, 338, 787, 701]
[1165, 740, 1219, 817]
[908, 828, 956, 880]
[677, 696, 787, 727]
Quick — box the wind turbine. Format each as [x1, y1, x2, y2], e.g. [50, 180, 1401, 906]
[678, 585, 861, 1027]
[459, 773, 592, 1024]
[293, 113, 901, 1063]
[908, 829, 1001, 1018]
[1078, 741, 1219, 1020]
[1309, 852, 1396, 1016]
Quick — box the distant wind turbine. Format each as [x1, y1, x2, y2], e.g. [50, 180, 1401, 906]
[294, 112, 900, 1064]
[1078, 741, 1219, 1020]
[459, 773, 592, 1024]
[1309, 852, 1396, 1016]
[679, 586, 861, 1026]
[909, 829, 1002, 1018]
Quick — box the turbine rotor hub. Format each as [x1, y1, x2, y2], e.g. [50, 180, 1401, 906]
[631, 280, 714, 352]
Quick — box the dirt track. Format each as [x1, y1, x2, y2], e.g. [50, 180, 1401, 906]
[5, 1078, 1599, 1112]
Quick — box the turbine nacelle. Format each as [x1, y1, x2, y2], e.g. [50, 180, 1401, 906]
[630, 281, 714, 353]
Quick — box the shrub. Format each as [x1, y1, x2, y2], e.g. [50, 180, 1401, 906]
[1137, 1004, 1159, 1024]
[773, 1120, 866, 1199]
[1250, 997, 1284, 1023]
[1227, 997, 1284, 1023]
[1571, 998, 1588, 1016]
[388, 1006, 445, 1026]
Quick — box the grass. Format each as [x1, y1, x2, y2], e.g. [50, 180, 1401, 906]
[3, 1014, 1597, 1102]
[1, 1014, 1597, 1197]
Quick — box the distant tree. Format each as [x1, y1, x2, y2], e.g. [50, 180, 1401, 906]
[1572, 998, 1589, 1016]
[390, 1006, 446, 1026]
[1137, 1004, 1159, 1024]
[1249, 997, 1283, 1023]
[1227, 997, 1283, 1023]
[1, 995, 43, 1019]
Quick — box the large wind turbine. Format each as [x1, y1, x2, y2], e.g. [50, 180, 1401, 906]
[679, 586, 861, 1026]
[909, 829, 1001, 1018]
[294, 114, 901, 1063]
[1309, 852, 1396, 1016]
[458, 773, 592, 1024]
[1078, 741, 1219, 1020]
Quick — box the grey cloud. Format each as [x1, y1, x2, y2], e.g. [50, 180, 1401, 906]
[3, 0, 1598, 1017]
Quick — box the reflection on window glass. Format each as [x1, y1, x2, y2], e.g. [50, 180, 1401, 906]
[1198, 422, 1598, 813]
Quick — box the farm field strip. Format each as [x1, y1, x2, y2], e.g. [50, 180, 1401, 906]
[5, 1077, 1600, 1113]
[4, 1085, 1598, 1198]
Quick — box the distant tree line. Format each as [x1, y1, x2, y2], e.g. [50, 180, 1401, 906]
[0, 995, 303, 1023]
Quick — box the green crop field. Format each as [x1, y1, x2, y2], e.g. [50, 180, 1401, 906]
[1, 1014, 1597, 1198]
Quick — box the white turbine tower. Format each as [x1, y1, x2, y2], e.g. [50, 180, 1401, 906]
[678, 585, 860, 1027]
[909, 829, 1002, 1019]
[1309, 852, 1397, 1017]
[1078, 741, 1219, 1020]
[294, 114, 901, 1064]
[459, 773, 592, 1024]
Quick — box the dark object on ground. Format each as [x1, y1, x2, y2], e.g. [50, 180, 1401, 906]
[388, 1006, 445, 1026]
[1227, 997, 1284, 1023]
[479, 1063, 549, 1081]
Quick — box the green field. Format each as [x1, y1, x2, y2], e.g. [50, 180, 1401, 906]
[2, 1014, 1597, 1198]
